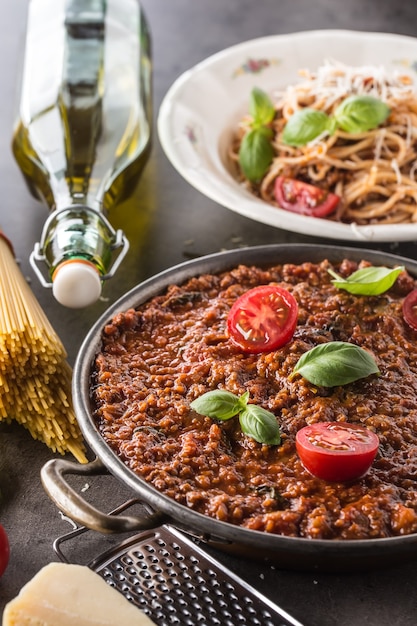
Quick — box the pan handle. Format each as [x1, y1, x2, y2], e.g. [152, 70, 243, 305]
[41, 457, 168, 533]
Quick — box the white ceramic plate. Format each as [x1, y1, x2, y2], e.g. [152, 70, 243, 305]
[158, 29, 417, 242]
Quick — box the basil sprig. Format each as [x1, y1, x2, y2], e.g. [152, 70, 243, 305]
[238, 87, 276, 182]
[291, 342, 380, 387]
[249, 87, 275, 125]
[239, 127, 274, 182]
[190, 390, 281, 445]
[282, 109, 336, 147]
[282, 95, 390, 147]
[328, 265, 404, 296]
[333, 96, 390, 134]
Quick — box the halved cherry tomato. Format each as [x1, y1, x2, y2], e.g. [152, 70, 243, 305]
[403, 289, 417, 331]
[0, 524, 9, 577]
[227, 285, 298, 353]
[274, 176, 340, 217]
[296, 421, 379, 482]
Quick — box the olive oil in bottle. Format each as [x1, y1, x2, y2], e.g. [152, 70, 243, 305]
[12, 0, 152, 308]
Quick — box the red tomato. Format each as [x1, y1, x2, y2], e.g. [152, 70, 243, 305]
[403, 289, 417, 331]
[227, 285, 298, 353]
[274, 176, 340, 217]
[296, 422, 379, 482]
[0, 524, 9, 577]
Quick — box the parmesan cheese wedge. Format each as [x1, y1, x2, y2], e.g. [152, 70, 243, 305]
[2, 562, 156, 626]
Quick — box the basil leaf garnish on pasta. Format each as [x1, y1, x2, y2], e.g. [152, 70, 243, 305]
[239, 127, 274, 182]
[250, 86, 275, 126]
[238, 87, 275, 181]
[328, 265, 404, 295]
[282, 108, 335, 147]
[281, 94, 390, 146]
[333, 95, 390, 133]
[191, 389, 281, 445]
[240, 87, 389, 178]
[291, 342, 380, 387]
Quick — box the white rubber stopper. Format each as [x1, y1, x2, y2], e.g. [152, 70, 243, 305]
[52, 260, 102, 308]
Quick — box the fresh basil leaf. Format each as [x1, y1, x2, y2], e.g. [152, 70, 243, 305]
[191, 390, 280, 445]
[328, 265, 404, 296]
[292, 341, 380, 387]
[239, 404, 281, 445]
[238, 126, 274, 182]
[250, 87, 275, 127]
[238, 87, 275, 180]
[190, 390, 245, 420]
[334, 95, 390, 134]
[282, 108, 334, 147]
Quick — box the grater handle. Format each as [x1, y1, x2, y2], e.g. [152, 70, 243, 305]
[41, 457, 167, 533]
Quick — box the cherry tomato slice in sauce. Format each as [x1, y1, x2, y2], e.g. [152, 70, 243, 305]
[403, 289, 417, 331]
[227, 285, 298, 353]
[274, 176, 340, 217]
[0, 524, 9, 577]
[296, 422, 379, 482]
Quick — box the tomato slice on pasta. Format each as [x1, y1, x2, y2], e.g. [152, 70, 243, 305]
[274, 176, 340, 217]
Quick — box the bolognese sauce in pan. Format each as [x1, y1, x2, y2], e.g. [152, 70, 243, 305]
[91, 258, 417, 541]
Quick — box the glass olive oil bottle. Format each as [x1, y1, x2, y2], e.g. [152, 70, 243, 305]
[12, 0, 152, 308]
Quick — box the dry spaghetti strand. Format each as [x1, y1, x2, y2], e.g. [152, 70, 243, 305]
[230, 61, 417, 225]
[0, 232, 87, 463]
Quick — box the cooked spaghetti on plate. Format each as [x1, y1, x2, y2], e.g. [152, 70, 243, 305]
[229, 61, 417, 225]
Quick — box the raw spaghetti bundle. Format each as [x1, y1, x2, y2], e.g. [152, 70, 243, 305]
[0, 231, 87, 463]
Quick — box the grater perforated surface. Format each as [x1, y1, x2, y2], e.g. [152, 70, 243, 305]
[53, 504, 304, 626]
[89, 525, 303, 626]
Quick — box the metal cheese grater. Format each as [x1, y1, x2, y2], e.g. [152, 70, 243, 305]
[53, 500, 304, 626]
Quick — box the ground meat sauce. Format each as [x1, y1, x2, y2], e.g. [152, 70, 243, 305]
[91, 259, 417, 540]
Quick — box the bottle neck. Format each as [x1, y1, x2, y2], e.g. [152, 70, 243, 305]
[30, 205, 129, 288]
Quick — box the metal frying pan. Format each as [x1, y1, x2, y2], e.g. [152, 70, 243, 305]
[41, 244, 417, 572]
